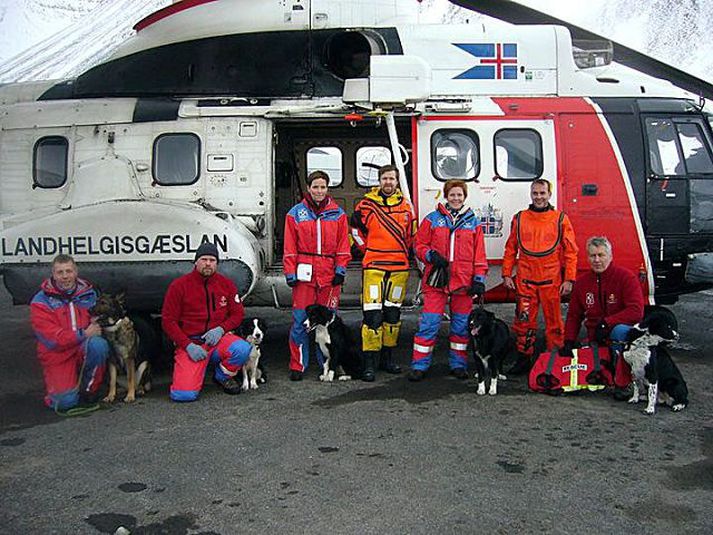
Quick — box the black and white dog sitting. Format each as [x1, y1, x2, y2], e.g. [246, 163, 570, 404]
[623, 306, 688, 414]
[304, 304, 363, 382]
[468, 308, 511, 396]
[235, 317, 268, 391]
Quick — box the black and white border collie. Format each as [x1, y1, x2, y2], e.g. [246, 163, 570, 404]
[468, 308, 510, 396]
[235, 317, 268, 391]
[304, 304, 363, 382]
[623, 307, 688, 414]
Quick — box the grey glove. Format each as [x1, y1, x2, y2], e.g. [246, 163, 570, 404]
[202, 326, 225, 346]
[186, 342, 208, 362]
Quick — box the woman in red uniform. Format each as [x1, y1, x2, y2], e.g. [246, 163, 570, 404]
[283, 170, 351, 381]
[409, 179, 488, 381]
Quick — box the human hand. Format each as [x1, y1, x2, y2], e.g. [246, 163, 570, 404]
[331, 273, 345, 286]
[559, 340, 575, 358]
[560, 280, 573, 296]
[470, 280, 486, 297]
[85, 322, 102, 338]
[429, 250, 448, 269]
[202, 326, 224, 346]
[186, 343, 208, 362]
[595, 321, 609, 345]
[503, 276, 516, 291]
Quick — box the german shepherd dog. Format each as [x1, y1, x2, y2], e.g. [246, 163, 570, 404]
[90, 293, 150, 403]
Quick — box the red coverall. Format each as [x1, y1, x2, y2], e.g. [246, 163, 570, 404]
[283, 195, 351, 372]
[502, 206, 578, 356]
[411, 203, 488, 371]
[162, 269, 250, 401]
[30, 278, 108, 410]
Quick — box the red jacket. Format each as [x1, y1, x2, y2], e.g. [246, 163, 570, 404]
[162, 269, 244, 349]
[415, 203, 488, 293]
[283, 195, 351, 286]
[30, 278, 97, 366]
[564, 264, 644, 341]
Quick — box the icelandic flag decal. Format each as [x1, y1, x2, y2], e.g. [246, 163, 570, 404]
[453, 43, 518, 80]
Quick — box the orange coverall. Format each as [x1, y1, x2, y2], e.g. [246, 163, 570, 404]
[502, 206, 578, 356]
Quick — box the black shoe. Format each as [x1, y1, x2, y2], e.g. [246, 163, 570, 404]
[508, 354, 532, 376]
[407, 369, 426, 382]
[379, 347, 402, 374]
[289, 370, 303, 382]
[362, 351, 377, 382]
[215, 377, 241, 395]
[450, 368, 469, 380]
[613, 386, 631, 401]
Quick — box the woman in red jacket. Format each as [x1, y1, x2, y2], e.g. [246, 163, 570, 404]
[283, 170, 351, 381]
[409, 180, 488, 381]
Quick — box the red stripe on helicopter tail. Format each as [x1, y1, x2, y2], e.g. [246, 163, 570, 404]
[134, 0, 220, 32]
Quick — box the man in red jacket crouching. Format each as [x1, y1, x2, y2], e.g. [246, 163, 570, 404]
[562, 236, 644, 396]
[162, 242, 252, 401]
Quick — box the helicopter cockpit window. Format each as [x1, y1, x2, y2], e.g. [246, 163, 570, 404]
[645, 118, 713, 176]
[356, 146, 391, 187]
[153, 133, 201, 185]
[306, 147, 343, 186]
[431, 129, 479, 181]
[494, 129, 543, 180]
[33, 136, 68, 189]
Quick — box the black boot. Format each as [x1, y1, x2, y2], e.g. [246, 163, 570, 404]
[508, 352, 532, 376]
[362, 351, 377, 382]
[378, 347, 402, 374]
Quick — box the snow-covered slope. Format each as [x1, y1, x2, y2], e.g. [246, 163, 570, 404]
[0, 0, 711, 84]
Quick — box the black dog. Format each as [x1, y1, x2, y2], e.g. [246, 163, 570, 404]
[235, 317, 268, 391]
[623, 306, 688, 414]
[468, 308, 511, 395]
[304, 304, 363, 381]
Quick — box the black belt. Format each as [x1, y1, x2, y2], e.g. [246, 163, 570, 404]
[522, 279, 554, 286]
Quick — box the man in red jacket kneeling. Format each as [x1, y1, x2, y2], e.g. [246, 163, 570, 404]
[162, 242, 252, 401]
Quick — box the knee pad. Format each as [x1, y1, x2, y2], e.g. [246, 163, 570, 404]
[383, 305, 401, 325]
[363, 309, 383, 331]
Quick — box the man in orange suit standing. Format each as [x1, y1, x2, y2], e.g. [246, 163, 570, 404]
[502, 179, 578, 374]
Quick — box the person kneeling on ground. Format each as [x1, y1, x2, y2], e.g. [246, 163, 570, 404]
[561, 236, 644, 398]
[30, 254, 110, 411]
[162, 242, 252, 401]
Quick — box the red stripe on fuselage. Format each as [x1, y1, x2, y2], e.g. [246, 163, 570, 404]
[134, 0, 220, 32]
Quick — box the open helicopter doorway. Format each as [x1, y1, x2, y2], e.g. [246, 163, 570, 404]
[272, 119, 413, 264]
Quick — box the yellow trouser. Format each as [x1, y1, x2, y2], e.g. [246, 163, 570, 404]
[361, 269, 409, 352]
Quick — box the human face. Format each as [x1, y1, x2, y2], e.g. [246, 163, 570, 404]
[588, 245, 613, 274]
[379, 170, 398, 196]
[308, 178, 328, 203]
[446, 186, 465, 210]
[52, 261, 78, 291]
[195, 256, 218, 277]
[530, 182, 552, 210]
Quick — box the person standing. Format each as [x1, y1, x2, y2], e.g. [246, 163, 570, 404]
[502, 179, 578, 374]
[409, 179, 488, 381]
[284, 170, 351, 381]
[30, 254, 110, 411]
[351, 164, 416, 381]
[162, 242, 252, 401]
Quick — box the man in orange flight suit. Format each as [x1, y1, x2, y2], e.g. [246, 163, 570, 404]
[502, 179, 578, 374]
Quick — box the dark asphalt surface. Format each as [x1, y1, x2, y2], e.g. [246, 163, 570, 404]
[1, 282, 711, 535]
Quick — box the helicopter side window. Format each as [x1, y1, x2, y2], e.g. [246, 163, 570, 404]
[675, 122, 713, 174]
[33, 136, 68, 189]
[356, 146, 391, 187]
[306, 147, 343, 187]
[431, 129, 479, 181]
[494, 129, 543, 180]
[646, 119, 683, 176]
[153, 133, 201, 185]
